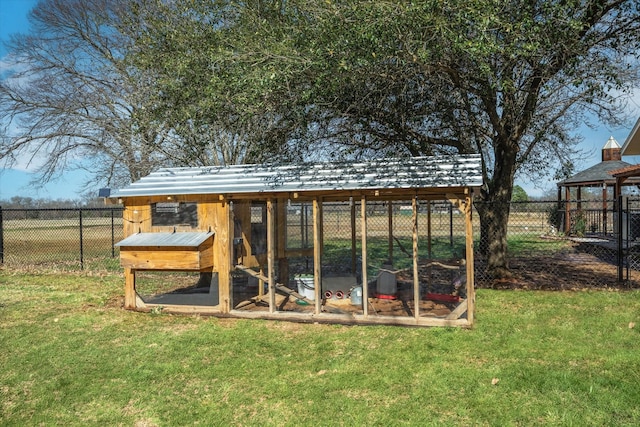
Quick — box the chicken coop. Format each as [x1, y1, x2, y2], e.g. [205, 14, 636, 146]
[108, 155, 483, 327]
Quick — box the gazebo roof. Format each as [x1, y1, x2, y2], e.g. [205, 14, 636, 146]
[556, 159, 634, 187]
[557, 136, 640, 187]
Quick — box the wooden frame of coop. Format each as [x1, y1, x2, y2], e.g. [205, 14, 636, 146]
[109, 155, 482, 327]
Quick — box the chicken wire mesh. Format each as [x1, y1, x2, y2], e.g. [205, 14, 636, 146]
[1, 201, 638, 289]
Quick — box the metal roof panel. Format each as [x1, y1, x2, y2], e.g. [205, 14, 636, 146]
[110, 155, 483, 198]
[115, 232, 214, 248]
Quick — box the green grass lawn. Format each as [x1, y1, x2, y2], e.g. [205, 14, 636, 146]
[1, 271, 639, 426]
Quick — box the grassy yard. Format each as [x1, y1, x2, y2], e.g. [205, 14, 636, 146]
[1, 271, 639, 426]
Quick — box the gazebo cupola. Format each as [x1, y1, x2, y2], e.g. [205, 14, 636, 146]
[602, 135, 622, 161]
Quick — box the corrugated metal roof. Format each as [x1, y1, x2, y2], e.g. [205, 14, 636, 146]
[110, 155, 483, 198]
[115, 232, 214, 248]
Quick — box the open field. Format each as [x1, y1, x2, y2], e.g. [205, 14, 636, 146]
[1, 271, 639, 426]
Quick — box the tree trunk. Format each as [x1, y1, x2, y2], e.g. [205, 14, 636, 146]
[476, 199, 512, 279]
[476, 138, 519, 280]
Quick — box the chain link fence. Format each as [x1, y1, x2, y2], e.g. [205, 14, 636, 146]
[1, 202, 638, 289]
[0, 207, 123, 271]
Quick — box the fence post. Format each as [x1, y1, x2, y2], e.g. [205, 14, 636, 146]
[111, 209, 116, 258]
[617, 195, 624, 283]
[0, 206, 3, 264]
[79, 209, 84, 270]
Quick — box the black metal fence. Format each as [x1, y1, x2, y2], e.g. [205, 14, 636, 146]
[0, 207, 124, 270]
[1, 202, 638, 289]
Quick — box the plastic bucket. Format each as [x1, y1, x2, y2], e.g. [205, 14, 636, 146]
[296, 275, 315, 301]
[350, 286, 363, 306]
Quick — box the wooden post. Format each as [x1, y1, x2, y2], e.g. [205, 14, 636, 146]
[313, 197, 323, 315]
[267, 199, 276, 313]
[361, 196, 368, 317]
[258, 266, 265, 297]
[214, 201, 233, 313]
[412, 196, 420, 320]
[464, 190, 476, 325]
[124, 267, 136, 309]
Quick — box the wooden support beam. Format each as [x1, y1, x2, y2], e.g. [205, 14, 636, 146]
[313, 197, 323, 315]
[412, 196, 420, 320]
[446, 193, 466, 214]
[464, 191, 475, 326]
[215, 201, 233, 313]
[124, 267, 136, 309]
[445, 299, 468, 320]
[235, 265, 314, 304]
[267, 199, 276, 313]
[236, 264, 269, 282]
[361, 195, 368, 317]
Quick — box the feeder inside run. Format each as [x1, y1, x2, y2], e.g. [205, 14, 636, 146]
[322, 276, 357, 300]
[425, 293, 461, 303]
[375, 263, 397, 299]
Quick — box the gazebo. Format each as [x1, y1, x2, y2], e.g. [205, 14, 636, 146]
[611, 117, 640, 281]
[556, 136, 640, 234]
[613, 116, 640, 198]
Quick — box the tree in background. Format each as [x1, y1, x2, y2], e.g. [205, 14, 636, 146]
[127, 0, 313, 165]
[511, 186, 529, 203]
[292, 0, 640, 277]
[0, 0, 206, 190]
[134, 1, 640, 277]
[2, 0, 639, 278]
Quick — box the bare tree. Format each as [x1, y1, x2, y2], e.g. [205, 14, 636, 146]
[0, 0, 170, 190]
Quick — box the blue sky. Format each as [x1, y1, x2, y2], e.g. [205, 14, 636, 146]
[0, 0, 639, 201]
[0, 0, 90, 201]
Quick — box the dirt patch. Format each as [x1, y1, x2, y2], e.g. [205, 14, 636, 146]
[477, 255, 639, 291]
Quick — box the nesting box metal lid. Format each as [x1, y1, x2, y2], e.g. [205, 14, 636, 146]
[115, 232, 214, 248]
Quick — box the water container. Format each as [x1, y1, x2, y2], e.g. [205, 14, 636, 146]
[376, 264, 397, 296]
[296, 275, 315, 301]
[350, 286, 363, 306]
